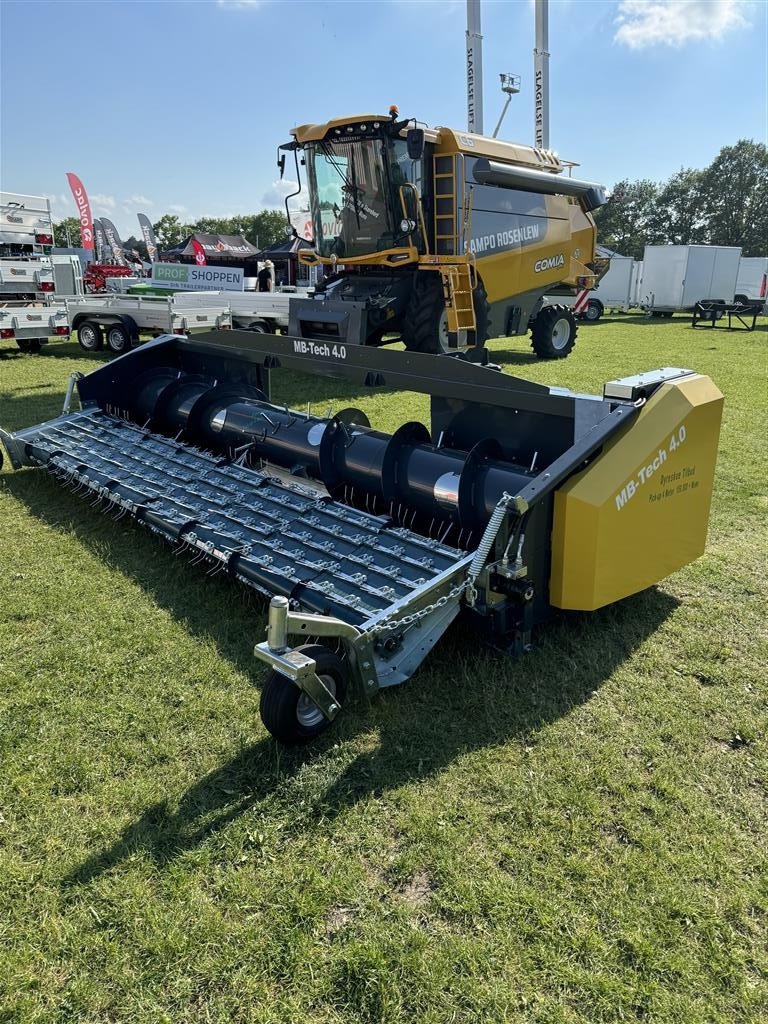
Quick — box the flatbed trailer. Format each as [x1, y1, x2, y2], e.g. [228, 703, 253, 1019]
[0, 302, 69, 351]
[66, 293, 232, 354]
[168, 289, 309, 333]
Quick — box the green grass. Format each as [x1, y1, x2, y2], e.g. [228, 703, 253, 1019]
[1, 317, 766, 1023]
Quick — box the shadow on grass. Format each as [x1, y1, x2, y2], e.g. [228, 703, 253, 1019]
[0, 390, 70, 433]
[3, 467, 679, 888]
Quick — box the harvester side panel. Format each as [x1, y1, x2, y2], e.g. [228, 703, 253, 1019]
[549, 375, 724, 610]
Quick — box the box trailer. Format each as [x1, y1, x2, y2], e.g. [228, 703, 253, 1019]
[0, 192, 54, 255]
[66, 293, 232, 353]
[734, 257, 768, 306]
[641, 245, 741, 315]
[0, 303, 69, 352]
[0, 258, 54, 301]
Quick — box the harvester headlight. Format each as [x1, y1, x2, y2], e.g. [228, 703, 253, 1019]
[400, 218, 416, 233]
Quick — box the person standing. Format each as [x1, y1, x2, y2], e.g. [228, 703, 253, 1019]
[257, 259, 274, 292]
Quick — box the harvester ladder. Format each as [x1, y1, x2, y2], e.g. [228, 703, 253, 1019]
[433, 155, 459, 256]
[440, 264, 476, 334]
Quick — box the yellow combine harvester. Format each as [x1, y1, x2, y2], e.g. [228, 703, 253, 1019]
[282, 106, 606, 358]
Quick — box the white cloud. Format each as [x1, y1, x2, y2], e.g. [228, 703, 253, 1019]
[261, 179, 307, 210]
[45, 192, 70, 208]
[168, 204, 188, 214]
[124, 194, 153, 207]
[217, 0, 264, 9]
[90, 193, 116, 212]
[615, 0, 748, 48]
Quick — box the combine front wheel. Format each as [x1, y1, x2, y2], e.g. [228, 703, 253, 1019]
[402, 275, 490, 355]
[530, 305, 577, 359]
[259, 644, 348, 745]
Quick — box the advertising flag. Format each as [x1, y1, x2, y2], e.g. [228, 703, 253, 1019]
[93, 218, 107, 262]
[65, 172, 95, 250]
[191, 238, 207, 266]
[137, 213, 158, 263]
[100, 217, 128, 266]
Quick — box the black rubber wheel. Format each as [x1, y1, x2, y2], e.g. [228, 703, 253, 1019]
[259, 644, 348, 745]
[401, 273, 490, 354]
[735, 294, 748, 306]
[530, 304, 577, 359]
[247, 320, 270, 333]
[16, 339, 30, 352]
[106, 324, 131, 354]
[583, 299, 603, 322]
[77, 321, 103, 352]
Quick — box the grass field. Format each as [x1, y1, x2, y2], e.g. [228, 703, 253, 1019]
[1, 317, 766, 1023]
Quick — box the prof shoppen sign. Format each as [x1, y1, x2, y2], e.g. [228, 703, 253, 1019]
[151, 263, 244, 291]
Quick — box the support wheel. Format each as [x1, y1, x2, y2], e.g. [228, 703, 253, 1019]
[402, 274, 490, 354]
[77, 321, 103, 352]
[106, 325, 131, 354]
[583, 298, 603, 322]
[530, 305, 577, 359]
[259, 644, 348, 745]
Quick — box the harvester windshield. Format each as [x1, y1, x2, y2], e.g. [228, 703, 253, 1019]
[305, 137, 419, 259]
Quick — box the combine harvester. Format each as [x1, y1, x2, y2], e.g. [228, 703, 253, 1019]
[1, 330, 723, 744]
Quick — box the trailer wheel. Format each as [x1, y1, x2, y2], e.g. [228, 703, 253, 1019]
[530, 305, 577, 359]
[246, 320, 269, 333]
[259, 644, 348, 745]
[583, 299, 603, 322]
[735, 294, 748, 306]
[77, 321, 103, 352]
[106, 325, 131, 354]
[402, 274, 490, 354]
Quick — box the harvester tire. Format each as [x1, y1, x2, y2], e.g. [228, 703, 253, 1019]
[77, 321, 103, 352]
[259, 644, 348, 745]
[402, 274, 490, 355]
[106, 325, 131, 354]
[530, 305, 577, 359]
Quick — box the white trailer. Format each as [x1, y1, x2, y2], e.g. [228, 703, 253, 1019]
[0, 192, 54, 255]
[175, 289, 308, 332]
[0, 303, 69, 352]
[640, 245, 741, 315]
[734, 257, 768, 306]
[66, 293, 232, 354]
[0, 258, 54, 301]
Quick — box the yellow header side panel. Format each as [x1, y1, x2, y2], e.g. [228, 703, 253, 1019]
[550, 375, 724, 611]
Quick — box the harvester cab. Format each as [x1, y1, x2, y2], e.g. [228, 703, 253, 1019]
[282, 108, 606, 358]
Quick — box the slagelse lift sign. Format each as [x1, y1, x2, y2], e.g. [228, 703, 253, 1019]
[151, 263, 244, 292]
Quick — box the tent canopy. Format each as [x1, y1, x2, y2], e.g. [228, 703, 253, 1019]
[162, 233, 260, 261]
[255, 235, 314, 260]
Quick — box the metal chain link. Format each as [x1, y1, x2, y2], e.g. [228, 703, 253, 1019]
[364, 576, 471, 638]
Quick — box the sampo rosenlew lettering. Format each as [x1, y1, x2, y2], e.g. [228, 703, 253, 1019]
[534, 253, 565, 272]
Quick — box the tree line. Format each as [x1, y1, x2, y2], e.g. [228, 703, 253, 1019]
[594, 140, 767, 260]
[52, 210, 288, 259]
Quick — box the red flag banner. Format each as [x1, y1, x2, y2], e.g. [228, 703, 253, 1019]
[191, 238, 207, 266]
[65, 172, 94, 250]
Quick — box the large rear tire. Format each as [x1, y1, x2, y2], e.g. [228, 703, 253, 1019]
[530, 305, 577, 359]
[77, 321, 103, 352]
[259, 644, 348, 745]
[402, 274, 490, 355]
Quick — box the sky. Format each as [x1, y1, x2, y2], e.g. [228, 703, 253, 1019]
[1, 0, 766, 237]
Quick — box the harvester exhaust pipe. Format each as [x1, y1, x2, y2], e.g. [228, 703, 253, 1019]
[472, 158, 606, 212]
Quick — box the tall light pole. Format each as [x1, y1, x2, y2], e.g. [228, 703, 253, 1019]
[534, 0, 550, 149]
[466, 0, 483, 134]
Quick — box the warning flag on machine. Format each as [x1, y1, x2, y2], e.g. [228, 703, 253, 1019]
[137, 213, 158, 263]
[65, 172, 94, 251]
[192, 238, 207, 266]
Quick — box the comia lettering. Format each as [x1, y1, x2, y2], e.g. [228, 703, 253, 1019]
[534, 253, 565, 273]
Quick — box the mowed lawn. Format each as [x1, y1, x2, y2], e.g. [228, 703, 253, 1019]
[1, 316, 766, 1024]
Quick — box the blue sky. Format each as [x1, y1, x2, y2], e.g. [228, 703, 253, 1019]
[1, 0, 766, 236]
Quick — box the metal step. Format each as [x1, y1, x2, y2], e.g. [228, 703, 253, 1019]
[23, 410, 465, 628]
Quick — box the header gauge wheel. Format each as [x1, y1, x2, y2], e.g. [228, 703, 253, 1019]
[259, 644, 348, 745]
[530, 305, 577, 359]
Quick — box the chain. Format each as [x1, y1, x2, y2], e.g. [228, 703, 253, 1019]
[364, 576, 471, 638]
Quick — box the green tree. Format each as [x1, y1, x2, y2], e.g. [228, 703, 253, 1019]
[53, 216, 82, 247]
[152, 214, 190, 248]
[646, 168, 706, 246]
[698, 140, 768, 255]
[593, 179, 659, 259]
